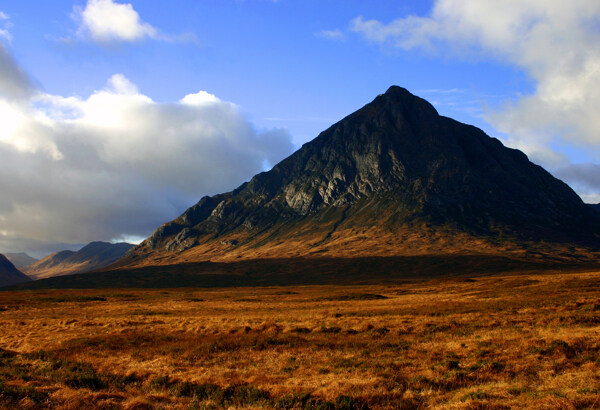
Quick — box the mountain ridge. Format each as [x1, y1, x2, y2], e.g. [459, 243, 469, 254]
[117, 86, 600, 269]
[4, 252, 38, 270]
[25, 241, 133, 280]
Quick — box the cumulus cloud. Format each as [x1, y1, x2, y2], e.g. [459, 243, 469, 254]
[351, 0, 600, 199]
[73, 0, 158, 42]
[0, 50, 293, 255]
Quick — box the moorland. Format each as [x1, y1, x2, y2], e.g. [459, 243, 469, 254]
[2, 268, 600, 409]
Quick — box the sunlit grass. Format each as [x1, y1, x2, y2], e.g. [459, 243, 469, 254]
[1, 270, 600, 408]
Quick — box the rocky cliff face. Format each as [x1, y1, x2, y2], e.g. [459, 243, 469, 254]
[0, 254, 31, 287]
[123, 86, 600, 265]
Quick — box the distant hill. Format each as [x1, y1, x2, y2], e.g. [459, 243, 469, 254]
[25, 242, 133, 280]
[0, 254, 31, 287]
[4, 253, 38, 269]
[589, 203, 600, 212]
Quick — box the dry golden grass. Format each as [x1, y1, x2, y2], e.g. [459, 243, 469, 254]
[2, 270, 600, 408]
[25, 261, 99, 280]
[128, 223, 530, 267]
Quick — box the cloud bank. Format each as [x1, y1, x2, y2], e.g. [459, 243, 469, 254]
[351, 0, 600, 202]
[73, 0, 158, 42]
[0, 46, 293, 255]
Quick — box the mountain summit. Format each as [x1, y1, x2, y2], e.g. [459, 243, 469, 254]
[122, 86, 600, 267]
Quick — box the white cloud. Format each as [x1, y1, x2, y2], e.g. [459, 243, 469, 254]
[351, 1, 600, 200]
[74, 0, 158, 42]
[0, 11, 11, 41]
[180, 90, 221, 106]
[0, 52, 294, 255]
[316, 29, 345, 41]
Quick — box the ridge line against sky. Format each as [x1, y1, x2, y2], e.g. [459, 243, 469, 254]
[0, 0, 599, 257]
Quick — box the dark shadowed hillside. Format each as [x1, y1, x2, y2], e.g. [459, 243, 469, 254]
[0, 254, 31, 287]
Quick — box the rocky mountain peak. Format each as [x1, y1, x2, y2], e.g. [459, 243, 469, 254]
[124, 86, 600, 262]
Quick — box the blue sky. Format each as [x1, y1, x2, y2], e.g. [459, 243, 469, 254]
[0, 0, 599, 256]
[5, 1, 518, 143]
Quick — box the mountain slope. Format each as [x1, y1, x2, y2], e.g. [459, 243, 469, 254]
[4, 253, 38, 269]
[0, 254, 31, 287]
[120, 86, 600, 268]
[25, 242, 133, 280]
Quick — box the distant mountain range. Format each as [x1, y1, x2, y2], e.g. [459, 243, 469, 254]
[117, 86, 600, 270]
[24, 241, 133, 280]
[4, 253, 38, 269]
[0, 254, 31, 287]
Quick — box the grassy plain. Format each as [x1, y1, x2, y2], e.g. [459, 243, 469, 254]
[2, 270, 600, 409]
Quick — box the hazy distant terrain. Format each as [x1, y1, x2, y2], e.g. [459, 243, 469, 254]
[4, 253, 38, 270]
[24, 242, 133, 280]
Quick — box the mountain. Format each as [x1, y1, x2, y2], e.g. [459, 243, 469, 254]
[0, 254, 31, 287]
[118, 86, 600, 270]
[4, 252, 38, 269]
[590, 203, 600, 213]
[25, 242, 134, 280]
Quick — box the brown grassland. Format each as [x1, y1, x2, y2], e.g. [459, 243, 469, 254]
[2, 270, 600, 409]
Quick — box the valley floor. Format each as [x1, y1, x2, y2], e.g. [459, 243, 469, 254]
[1, 270, 600, 408]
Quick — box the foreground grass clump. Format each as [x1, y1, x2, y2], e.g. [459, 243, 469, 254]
[1, 270, 600, 408]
